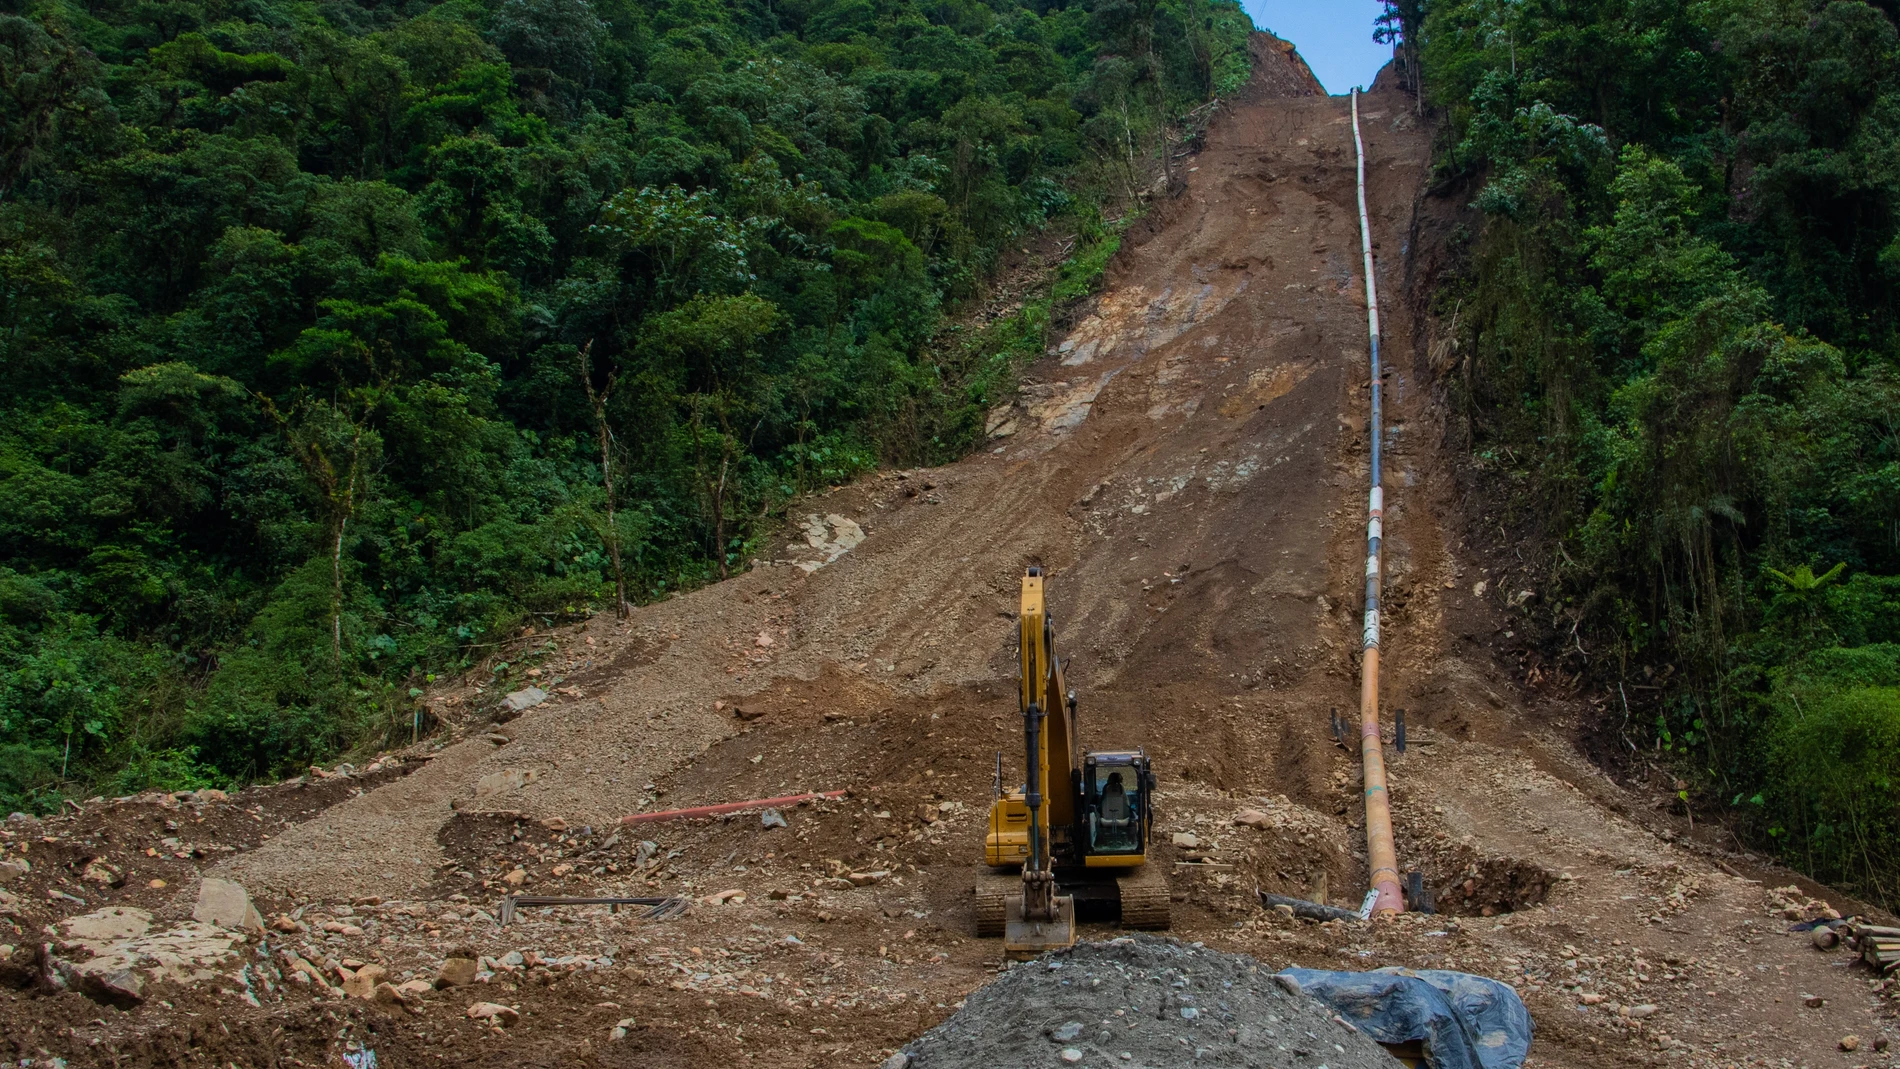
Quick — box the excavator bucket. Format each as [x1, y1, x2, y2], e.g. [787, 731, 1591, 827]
[1002, 892, 1075, 959]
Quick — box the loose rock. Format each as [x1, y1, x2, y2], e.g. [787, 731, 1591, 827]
[467, 1001, 521, 1026]
[341, 963, 387, 999]
[81, 860, 123, 887]
[192, 878, 265, 933]
[500, 688, 548, 715]
[437, 954, 481, 988]
[896, 936, 1401, 1069]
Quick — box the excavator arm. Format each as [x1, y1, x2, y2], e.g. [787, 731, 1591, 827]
[1004, 567, 1077, 955]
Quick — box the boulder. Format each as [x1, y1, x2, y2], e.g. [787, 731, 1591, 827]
[1232, 809, 1273, 829]
[499, 688, 548, 715]
[341, 963, 387, 999]
[52, 916, 244, 1006]
[467, 1001, 521, 1026]
[436, 955, 480, 988]
[81, 860, 124, 888]
[67, 960, 144, 1008]
[192, 878, 264, 934]
[0, 857, 29, 884]
[373, 982, 415, 1011]
[62, 907, 153, 945]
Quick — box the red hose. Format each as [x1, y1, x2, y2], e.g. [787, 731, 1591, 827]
[618, 790, 848, 825]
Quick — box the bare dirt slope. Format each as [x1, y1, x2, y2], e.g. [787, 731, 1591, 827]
[6, 36, 1894, 1069]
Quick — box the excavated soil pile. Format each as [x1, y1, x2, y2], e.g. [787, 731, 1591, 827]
[900, 936, 1403, 1069]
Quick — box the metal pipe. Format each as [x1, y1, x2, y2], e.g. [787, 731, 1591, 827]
[1258, 892, 1364, 923]
[618, 790, 847, 824]
[1352, 87, 1405, 918]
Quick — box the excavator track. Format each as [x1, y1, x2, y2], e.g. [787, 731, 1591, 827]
[973, 870, 1016, 937]
[1117, 864, 1172, 930]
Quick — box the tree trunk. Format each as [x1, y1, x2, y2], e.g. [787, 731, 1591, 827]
[712, 452, 730, 579]
[330, 428, 362, 671]
[332, 513, 347, 667]
[577, 341, 630, 619]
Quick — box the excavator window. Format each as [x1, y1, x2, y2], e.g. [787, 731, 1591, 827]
[1087, 765, 1142, 854]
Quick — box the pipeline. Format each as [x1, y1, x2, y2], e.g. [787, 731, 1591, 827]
[1351, 87, 1405, 918]
[1258, 891, 1365, 924]
[619, 789, 848, 825]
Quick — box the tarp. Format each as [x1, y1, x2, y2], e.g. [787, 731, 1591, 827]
[1277, 968, 1533, 1069]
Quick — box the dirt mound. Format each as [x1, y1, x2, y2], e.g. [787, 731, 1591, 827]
[899, 936, 1403, 1069]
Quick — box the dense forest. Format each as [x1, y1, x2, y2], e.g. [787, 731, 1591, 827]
[1398, 0, 1900, 903]
[0, 0, 1253, 808]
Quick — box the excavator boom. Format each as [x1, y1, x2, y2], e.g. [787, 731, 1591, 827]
[1004, 568, 1076, 957]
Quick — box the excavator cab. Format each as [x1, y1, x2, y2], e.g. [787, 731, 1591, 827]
[1082, 752, 1151, 858]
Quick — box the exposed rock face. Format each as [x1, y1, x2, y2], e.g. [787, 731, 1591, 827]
[50, 906, 252, 1007]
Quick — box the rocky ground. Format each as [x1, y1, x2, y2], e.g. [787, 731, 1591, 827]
[3, 33, 1897, 1069]
[898, 936, 1405, 1069]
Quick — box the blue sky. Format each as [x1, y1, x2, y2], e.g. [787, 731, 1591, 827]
[1239, 0, 1394, 95]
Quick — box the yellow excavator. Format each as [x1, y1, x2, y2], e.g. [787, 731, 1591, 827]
[975, 567, 1170, 957]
